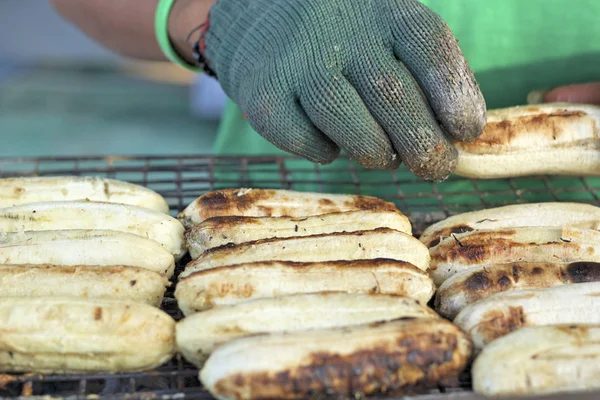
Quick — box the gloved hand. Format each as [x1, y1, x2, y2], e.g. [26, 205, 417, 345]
[200, 0, 486, 181]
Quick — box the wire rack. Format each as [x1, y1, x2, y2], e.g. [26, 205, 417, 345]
[0, 154, 599, 400]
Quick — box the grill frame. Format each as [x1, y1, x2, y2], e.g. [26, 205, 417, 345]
[0, 154, 598, 399]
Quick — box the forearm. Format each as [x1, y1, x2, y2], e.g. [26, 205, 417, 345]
[50, 0, 216, 63]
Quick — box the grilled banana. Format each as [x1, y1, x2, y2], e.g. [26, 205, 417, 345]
[0, 201, 185, 259]
[429, 227, 600, 286]
[175, 259, 435, 315]
[177, 188, 398, 229]
[454, 282, 600, 350]
[200, 318, 472, 400]
[0, 297, 175, 373]
[0, 265, 169, 306]
[453, 103, 600, 178]
[0, 176, 169, 213]
[181, 228, 430, 275]
[435, 261, 600, 319]
[473, 325, 600, 396]
[0, 230, 175, 277]
[187, 209, 411, 257]
[420, 202, 600, 248]
[177, 293, 438, 367]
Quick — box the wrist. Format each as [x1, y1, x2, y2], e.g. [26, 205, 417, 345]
[168, 0, 215, 66]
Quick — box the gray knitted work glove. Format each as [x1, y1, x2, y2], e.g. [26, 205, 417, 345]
[200, 0, 486, 181]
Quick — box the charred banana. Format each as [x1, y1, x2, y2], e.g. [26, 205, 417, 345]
[0, 230, 175, 277]
[175, 259, 434, 315]
[178, 188, 398, 229]
[454, 103, 600, 178]
[177, 293, 438, 367]
[182, 228, 430, 274]
[454, 282, 600, 349]
[0, 297, 175, 373]
[200, 318, 472, 400]
[428, 227, 600, 286]
[0, 176, 169, 213]
[187, 209, 410, 256]
[0, 201, 185, 259]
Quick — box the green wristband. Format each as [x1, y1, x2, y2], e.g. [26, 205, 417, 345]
[155, 0, 202, 72]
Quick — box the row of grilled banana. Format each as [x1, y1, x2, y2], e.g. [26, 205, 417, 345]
[0, 176, 185, 373]
[173, 188, 472, 400]
[2, 179, 599, 398]
[421, 203, 600, 396]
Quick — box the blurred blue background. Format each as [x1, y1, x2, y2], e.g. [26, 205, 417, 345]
[0, 0, 226, 158]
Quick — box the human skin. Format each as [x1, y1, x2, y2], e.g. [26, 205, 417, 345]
[50, 0, 216, 65]
[544, 83, 600, 105]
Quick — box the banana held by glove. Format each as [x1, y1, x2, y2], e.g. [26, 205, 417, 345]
[0, 201, 185, 260]
[454, 282, 600, 350]
[200, 318, 472, 400]
[0, 230, 175, 277]
[435, 261, 600, 320]
[181, 228, 430, 275]
[420, 202, 600, 248]
[177, 293, 438, 367]
[429, 227, 600, 286]
[0, 176, 169, 213]
[0, 265, 169, 306]
[199, 0, 485, 180]
[175, 259, 435, 315]
[455, 103, 600, 178]
[0, 297, 175, 373]
[187, 209, 410, 256]
[473, 325, 600, 397]
[178, 188, 398, 228]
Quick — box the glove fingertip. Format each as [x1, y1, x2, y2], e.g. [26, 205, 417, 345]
[441, 98, 487, 143]
[306, 145, 341, 165]
[404, 140, 458, 182]
[352, 152, 401, 171]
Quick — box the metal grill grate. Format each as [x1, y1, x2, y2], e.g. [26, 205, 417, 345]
[0, 154, 598, 399]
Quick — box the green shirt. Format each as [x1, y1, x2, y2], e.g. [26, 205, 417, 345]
[214, 0, 600, 156]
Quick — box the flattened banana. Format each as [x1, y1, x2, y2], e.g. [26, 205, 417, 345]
[454, 282, 600, 349]
[429, 227, 600, 286]
[177, 293, 438, 367]
[420, 202, 600, 248]
[473, 325, 600, 397]
[0, 176, 169, 213]
[454, 103, 600, 178]
[0, 230, 175, 277]
[181, 228, 430, 275]
[178, 188, 398, 228]
[436, 261, 600, 319]
[0, 297, 175, 373]
[200, 318, 472, 400]
[0, 265, 168, 306]
[187, 209, 411, 256]
[0, 201, 185, 259]
[175, 259, 435, 315]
